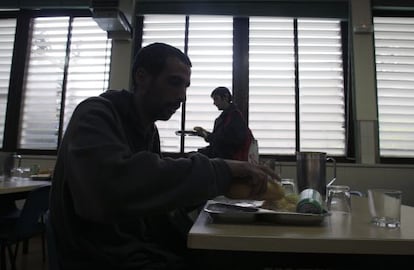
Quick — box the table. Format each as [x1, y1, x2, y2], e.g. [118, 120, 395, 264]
[188, 197, 414, 269]
[0, 178, 51, 194]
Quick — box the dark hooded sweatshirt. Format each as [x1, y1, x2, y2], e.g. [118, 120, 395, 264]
[49, 90, 232, 270]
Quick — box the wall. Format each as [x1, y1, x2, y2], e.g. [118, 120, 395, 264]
[19, 155, 414, 206]
[109, 40, 133, 90]
[19, 156, 56, 173]
[0, 0, 89, 8]
[277, 162, 414, 206]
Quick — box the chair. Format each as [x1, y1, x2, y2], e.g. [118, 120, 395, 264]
[0, 185, 50, 270]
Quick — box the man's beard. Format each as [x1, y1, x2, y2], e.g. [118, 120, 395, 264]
[143, 95, 181, 121]
[156, 103, 181, 121]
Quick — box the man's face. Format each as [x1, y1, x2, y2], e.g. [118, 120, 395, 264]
[139, 57, 191, 121]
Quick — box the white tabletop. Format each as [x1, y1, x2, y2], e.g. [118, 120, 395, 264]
[188, 196, 414, 256]
[0, 177, 51, 194]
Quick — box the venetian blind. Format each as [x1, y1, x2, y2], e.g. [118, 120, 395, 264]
[297, 19, 345, 155]
[142, 15, 186, 152]
[249, 17, 345, 155]
[374, 17, 414, 158]
[0, 18, 16, 148]
[142, 15, 233, 153]
[19, 17, 111, 149]
[63, 18, 112, 131]
[249, 17, 296, 155]
[185, 15, 233, 152]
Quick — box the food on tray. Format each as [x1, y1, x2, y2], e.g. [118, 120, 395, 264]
[226, 180, 285, 201]
[261, 193, 300, 212]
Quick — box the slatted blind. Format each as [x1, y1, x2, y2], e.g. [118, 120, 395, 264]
[249, 17, 296, 155]
[374, 17, 414, 158]
[142, 15, 233, 153]
[63, 18, 111, 131]
[19, 16, 111, 149]
[185, 15, 233, 152]
[249, 17, 345, 155]
[20, 17, 69, 149]
[0, 18, 17, 148]
[297, 19, 345, 155]
[142, 15, 186, 152]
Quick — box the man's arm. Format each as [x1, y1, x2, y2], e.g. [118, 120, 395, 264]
[62, 99, 232, 223]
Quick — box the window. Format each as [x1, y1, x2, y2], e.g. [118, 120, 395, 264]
[185, 15, 233, 152]
[19, 16, 111, 150]
[0, 18, 16, 147]
[140, 14, 346, 156]
[374, 17, 414, 158]
[249, 17, 346, 155]
[142, 15, 186, 152]
[249, 17, 296, 155]
[142, 15, 233, 153]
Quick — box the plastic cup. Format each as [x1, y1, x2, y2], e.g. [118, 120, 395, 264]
[326, 185, 351, 214]
[368, 189, 402, 228]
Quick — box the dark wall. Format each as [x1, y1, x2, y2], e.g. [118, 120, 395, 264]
[0, 0, 89, 9]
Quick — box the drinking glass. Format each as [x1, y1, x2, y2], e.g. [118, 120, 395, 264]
[281, 179, 297, 195]
[368, 189, 402, 228]
[11, 167, 31, 180]
[326, 185, 351, 214]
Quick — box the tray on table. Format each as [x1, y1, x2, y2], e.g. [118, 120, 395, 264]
[204, 199, 329, 226]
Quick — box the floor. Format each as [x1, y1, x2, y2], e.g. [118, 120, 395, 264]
[3, 235, 48, 270]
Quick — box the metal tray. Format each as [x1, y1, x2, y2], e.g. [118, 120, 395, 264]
[204, 202, 258, 223]
[204, 202, 329, 226]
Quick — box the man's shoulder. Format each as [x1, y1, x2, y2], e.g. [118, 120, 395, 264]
[77, 96, 111, 111]
[74, 93, 119, 116]
[79, 89, 130, 107]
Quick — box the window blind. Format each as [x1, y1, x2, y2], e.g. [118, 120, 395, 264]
[185, 15, 233, 152]
[142, 15, 233, 153]
[249, 17, 345, 155]
[249, 17, 296, 155]
[19, 16, 111, 150]
[297, 19, 345, 155]
[142, 15, 186, 152]
[63, 18, 111, 131]
[0, 18, 16, 148]
[374, 17, 414, 158]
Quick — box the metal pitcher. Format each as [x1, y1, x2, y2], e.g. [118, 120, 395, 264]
[296, 152, 336, 197]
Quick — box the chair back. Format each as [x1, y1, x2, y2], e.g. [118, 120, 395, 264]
[15, 185, 50, 238]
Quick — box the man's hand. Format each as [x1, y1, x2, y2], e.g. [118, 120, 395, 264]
[223, 160, 284, 200]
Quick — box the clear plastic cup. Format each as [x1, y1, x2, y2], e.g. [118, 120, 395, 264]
[326, 185, 351, 214]
[368, 189, 402, 228]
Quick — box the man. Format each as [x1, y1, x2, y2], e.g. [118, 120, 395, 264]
[194, 86, 253, 160]
[49, 43, 280, 270]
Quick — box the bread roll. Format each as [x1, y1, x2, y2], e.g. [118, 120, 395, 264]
[262, 193, 300, 212]
[226, 180, 285, 200]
